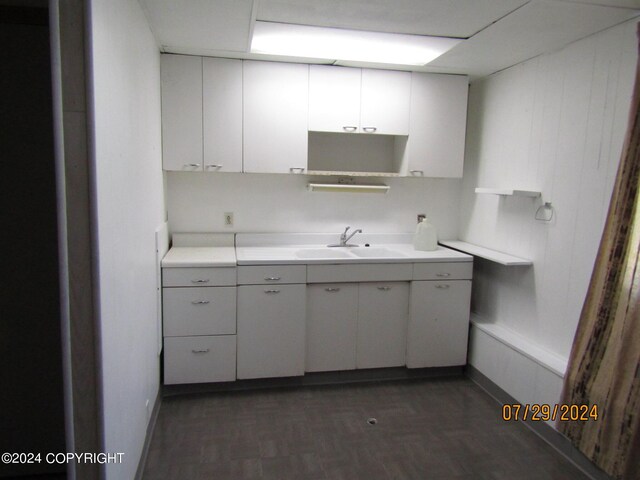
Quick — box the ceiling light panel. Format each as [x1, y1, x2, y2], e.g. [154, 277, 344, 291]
[251, 21, 462, 66]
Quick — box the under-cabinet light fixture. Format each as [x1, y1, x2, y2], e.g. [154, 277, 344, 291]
[251, 22, 462, 66]
[308, 183, 390, 193]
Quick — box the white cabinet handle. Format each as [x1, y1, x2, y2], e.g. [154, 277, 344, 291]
[410, 170, 424, 176]
[184, 163, 201, 168]
[362, 126, 377, 133]
[377, 286, 392, 291]
[191, 300, 210, 305]
[264, 289, 281, 294]
[289, 167, 305, 173]
[191, 279, 210, 284]
[191, 349, 210, 354]
[206, 164, 223, 169]
[342, 126, 357, 132]
[325, 287, 341, 292]
[435, 284, 450, 289]
[264, 277, 281, 281]
[436, 273, 451, 278]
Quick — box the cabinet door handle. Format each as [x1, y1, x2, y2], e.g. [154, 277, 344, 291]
[264, 276, 281, 281]
[362, 126, 377, 133]
[342, 126, 357, 132]
[289, 167, 305, 173]
[325, 287, 341, 292]
[436, 273, 451, 278]
[191, 349, 210, 354]
[206, 164, 223, 169]
[410, 170, 424, 176]
[191, 279, 210, 284]
[191, 300, 210, 305]
[377, 286, 392, 291]
[184, 163, 201, 168]
[435, 284, 450, 289]
[264, 289, 280, 294]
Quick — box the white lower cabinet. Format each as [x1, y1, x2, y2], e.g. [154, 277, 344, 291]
[237, 284, 306, 379]
[164, 335, 236, 384]
[306, 283, 358, 372]
[407, 280, 472, 367]
[357, 282, 409, 369]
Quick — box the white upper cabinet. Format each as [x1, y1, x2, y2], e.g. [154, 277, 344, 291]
[308, 66, 361, 133]
[406, 73, 468, 178]
[308, 65, 411, 135]
[161, 55, 203, 171]
[243, 61, 309, 174]
[360, 69, 411, 136]
[203, 58, 242, 172]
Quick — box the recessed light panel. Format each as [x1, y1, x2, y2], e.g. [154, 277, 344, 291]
[251, 21, 462, 66]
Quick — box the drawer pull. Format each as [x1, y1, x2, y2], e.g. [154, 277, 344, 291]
[264, 277, 281, 281]
[264, 289, 281, 294]
[410, 169, 424, 176]
[289, 167, 305, 173]
[206, 164, 223, 169]
[436, 273, 451, 278]
[325, 287, 341, 292]
[191, 349, 210, 354]
[377, 286, 392, 291]
[362, 126, 377, 133]
[191, 300, 210, 305]
[191, 279, 210, 284]
[435, 284, 450, 289]
[342, 126, 357, 132]
[184, 163, 201, 168]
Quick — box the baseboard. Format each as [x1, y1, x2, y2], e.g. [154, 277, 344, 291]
[162, 366, 464, 397]
[465, 365, 611, 480]
[134, 388, 162, 480]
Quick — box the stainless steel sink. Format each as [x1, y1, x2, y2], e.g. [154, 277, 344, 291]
[349, 247, 406, 258]
[295, 248, 352, 259]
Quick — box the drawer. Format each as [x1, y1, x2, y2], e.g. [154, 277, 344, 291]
[412, 262, 472, 280]
[163, 286, 236, 336]
[237, 265, 306, 285]
[162, 267, 236, 287]
[307, 263, 412, 283]
[164, 335, 236, 385]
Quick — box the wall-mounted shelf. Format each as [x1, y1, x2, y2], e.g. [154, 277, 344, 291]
[307, 183, 390, 193]
[475, 187, 541, 198]
[440, 240, 532, 266]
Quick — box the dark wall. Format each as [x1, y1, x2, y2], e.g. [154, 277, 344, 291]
[0, 6, 66, 477]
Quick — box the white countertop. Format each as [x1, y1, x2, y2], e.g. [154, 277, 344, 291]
[161, 233, 472, 267]
[161, 247, 236, 268]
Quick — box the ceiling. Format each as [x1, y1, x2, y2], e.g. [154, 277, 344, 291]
[138, 0, 640, 77]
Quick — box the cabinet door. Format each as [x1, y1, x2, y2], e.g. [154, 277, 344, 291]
[308, 65, 361, 133]
[243, 61, 309, 173]
[161, 55, 203, 171]
[406, 73, 468, 177]
[407, 280, 471, 368]
[357, 282, 409, 369]
[306, 283, 358, 372]
[203, 58, 242, 172]
[237, 284, 306, 379]
[360, 69, 411, 135]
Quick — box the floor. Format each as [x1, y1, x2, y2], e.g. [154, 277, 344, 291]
[142, 377, 591, 480]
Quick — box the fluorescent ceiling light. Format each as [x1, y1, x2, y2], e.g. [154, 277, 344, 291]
[251, 22, 462, 66]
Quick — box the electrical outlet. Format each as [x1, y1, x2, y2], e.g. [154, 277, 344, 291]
[224, 212, 234, 227]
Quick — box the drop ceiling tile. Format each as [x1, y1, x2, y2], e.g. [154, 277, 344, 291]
[139, 0, 254, 52]
[430, 0, 639, 76]
[257, 0, 529, 37]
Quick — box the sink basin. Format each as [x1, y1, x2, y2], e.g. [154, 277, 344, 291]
[350, 247, 406, 258]
[296, 248, 352, 259]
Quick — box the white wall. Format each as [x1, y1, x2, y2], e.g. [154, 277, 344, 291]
[167, 173, 462, 238]
[461, 19, 637, 402]
[89, 0, 165, 477]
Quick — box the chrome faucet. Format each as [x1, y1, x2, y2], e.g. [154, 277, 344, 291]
[329, 226, 362, 247]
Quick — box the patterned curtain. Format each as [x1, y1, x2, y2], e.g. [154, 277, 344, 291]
[558, 25, 640, 480]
